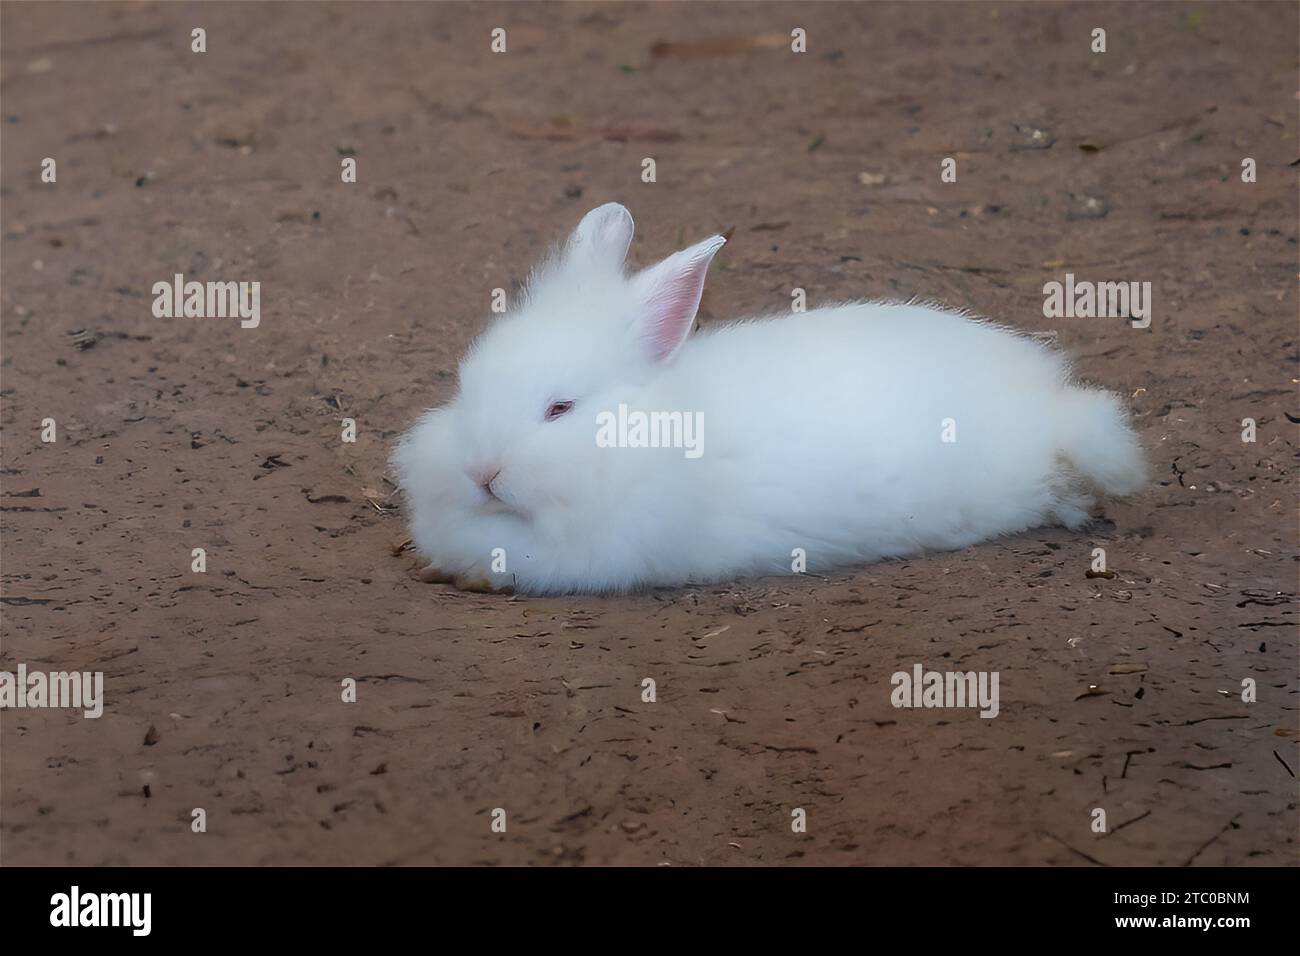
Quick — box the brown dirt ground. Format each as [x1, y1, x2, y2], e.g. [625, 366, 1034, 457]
[1, 1, 1296, 866]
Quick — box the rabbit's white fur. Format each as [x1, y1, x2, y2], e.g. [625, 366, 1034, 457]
[393, 204, 1145, 595]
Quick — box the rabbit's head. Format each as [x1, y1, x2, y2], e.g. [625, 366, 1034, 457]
[424, 203, 724, 523]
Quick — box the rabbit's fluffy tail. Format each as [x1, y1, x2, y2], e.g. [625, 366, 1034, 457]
[1055, 386, 1146, 498]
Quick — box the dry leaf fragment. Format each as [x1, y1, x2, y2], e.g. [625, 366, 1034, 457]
[1108, 662, 1149, 675]
[651, 33, 788, 58]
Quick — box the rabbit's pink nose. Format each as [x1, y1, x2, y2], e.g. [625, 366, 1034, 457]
[469, 465, 503, 498]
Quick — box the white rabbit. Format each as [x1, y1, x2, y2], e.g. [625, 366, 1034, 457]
[392, 203, 1146, 595]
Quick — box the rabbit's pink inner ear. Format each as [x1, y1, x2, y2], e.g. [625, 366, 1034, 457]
[633, 235, 726, 363]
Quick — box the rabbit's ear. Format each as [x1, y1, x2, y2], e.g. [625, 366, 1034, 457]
[566, 203, 634, 271]
[630, 235, 726, 362]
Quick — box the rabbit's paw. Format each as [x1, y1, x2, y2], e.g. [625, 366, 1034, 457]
[416, 564, 456, 584]
[453, 573, 514, 595]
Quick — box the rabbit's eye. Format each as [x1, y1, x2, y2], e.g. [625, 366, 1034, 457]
[545, 400, 575, 422]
